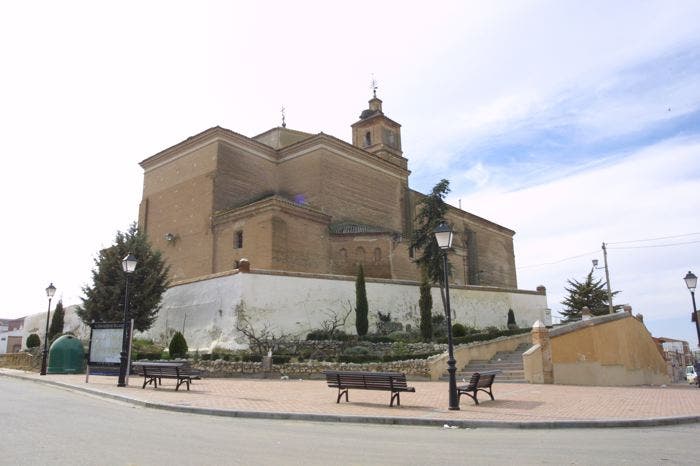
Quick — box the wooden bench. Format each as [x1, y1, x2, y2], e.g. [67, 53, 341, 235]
[132, 362, 202, 391]
[456, 370, 501, 406]
[324, 370, 415, 407]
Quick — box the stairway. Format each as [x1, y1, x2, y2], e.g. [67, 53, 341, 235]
[442, 343, 531, 383]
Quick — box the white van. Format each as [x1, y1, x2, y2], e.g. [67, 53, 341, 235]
[686, 365, 697, 384]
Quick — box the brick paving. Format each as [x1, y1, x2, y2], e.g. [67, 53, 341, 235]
[3, 369, 699, 426]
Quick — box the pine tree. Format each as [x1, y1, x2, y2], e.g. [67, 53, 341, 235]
[48, 300, 65, 341]
[419, 272, 433, 341]
[78, 223, 170, 332]
[410, 179, 451, 286]
[560, 271, 621, 322]
[355, 265, 369, 336]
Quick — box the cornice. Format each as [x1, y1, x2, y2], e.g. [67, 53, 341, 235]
[140, 126, 278, 173]
[410, 189, 515, 236]
[278, 133, 410, 180]
[213, 195, 332, 226]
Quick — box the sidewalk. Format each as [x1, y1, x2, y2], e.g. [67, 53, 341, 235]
[2, 368, 699, 428]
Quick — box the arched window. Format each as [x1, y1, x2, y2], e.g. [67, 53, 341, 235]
[234, 231, 243, 249]
[364, 131, 372, 146]
[355, 247, 365, 264]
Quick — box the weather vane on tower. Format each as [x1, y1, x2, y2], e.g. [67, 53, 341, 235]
[281, 106, 286, 128]
[371, 74, 378, 98]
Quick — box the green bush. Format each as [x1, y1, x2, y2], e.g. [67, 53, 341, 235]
[134, 351, 164, 361]
[306, 329, 352, 341]
[168, 331, 188, 359]
[241, 353, 262, 362]
[437, 327, 530, 345]
[272, 355, 291, 364]
[26, 333, 41, 349]
[452, 323, 468, 337]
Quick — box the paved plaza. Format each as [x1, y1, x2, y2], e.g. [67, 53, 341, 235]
[2, 368, 699, 428]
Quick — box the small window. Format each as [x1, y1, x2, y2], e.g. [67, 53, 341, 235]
[234, 231, 243, 249]
[364, 131, 372, 146]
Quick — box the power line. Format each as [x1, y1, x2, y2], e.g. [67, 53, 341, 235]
[517, 233, 700, 270]
[607, 232, 700, 245]
[608, 239, 700, 250]
[517, 250, 599, 270]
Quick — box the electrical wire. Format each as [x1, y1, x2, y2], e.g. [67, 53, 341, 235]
[608, 239, 700, 250]
[607, 232, 700, 245]
[517, 232, 699, 270]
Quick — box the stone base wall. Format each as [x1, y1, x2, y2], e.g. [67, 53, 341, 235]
[0, 352, 38, 371]
[192, 358, 434, 380]
[141, 269, 547, 352]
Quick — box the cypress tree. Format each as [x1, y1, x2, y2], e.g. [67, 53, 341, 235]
[48, 300, 65, 341]
[419, 272, 433, 341]
[355, 265, 369, 336]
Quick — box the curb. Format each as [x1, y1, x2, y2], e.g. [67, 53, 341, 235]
[3, 371, 700, 429]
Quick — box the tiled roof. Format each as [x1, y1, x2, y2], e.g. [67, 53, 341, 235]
[329, 222, 393, 235]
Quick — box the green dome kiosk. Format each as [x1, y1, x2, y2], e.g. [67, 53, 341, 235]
[47, 335, 85, 374]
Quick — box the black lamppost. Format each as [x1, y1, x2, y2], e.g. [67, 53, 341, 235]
[40, 282, 56, 375]
[117, 253, 137, 387]
[434, 221, 459, 410]
[684, 271, 700, 348]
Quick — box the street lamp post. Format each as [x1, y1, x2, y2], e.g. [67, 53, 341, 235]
[434, 221, 459, 410]
[40, 283, 56, 375]
[683, 271, 700, 349]
[117, 253, 137, 387]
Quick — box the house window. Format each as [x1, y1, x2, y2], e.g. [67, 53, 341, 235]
[234, 231, 243, 249]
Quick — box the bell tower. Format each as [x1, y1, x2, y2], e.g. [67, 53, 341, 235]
[351, 84, 406, 169]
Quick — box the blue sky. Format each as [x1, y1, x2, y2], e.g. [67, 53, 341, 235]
[1, 0, 699, 346]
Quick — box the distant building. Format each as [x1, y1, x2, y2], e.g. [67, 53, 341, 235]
[655, 336, 694, 382]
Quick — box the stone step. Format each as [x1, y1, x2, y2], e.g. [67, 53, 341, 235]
[463, 364, 523, 371]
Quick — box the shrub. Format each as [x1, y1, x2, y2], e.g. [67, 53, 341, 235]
[452, 323, 468, 337]
[272, 355, 291, 364]
[26, 333, 41, 349]
[431, 314, 446, 338]
[168, 331, 188, 359]
[306, 329, 352, 341]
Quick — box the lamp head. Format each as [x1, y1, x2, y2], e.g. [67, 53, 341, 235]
[46, 283, 56, 298]
[592, 259, 599, 268]
[433, 221, 453, 250]
[684, 271, 697, 292]
[122, 253, 137, 274]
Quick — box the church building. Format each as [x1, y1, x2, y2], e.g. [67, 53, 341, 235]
[138, 95, 518, 288]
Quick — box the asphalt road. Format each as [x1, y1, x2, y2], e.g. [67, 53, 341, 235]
[1, 376, 696, 465]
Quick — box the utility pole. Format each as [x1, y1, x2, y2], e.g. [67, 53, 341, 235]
[602, 242, 614, 314]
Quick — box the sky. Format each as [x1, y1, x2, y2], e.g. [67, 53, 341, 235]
[1, 1, 699, 346]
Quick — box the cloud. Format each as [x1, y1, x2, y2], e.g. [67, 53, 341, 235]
[449, 136, 700, 342]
